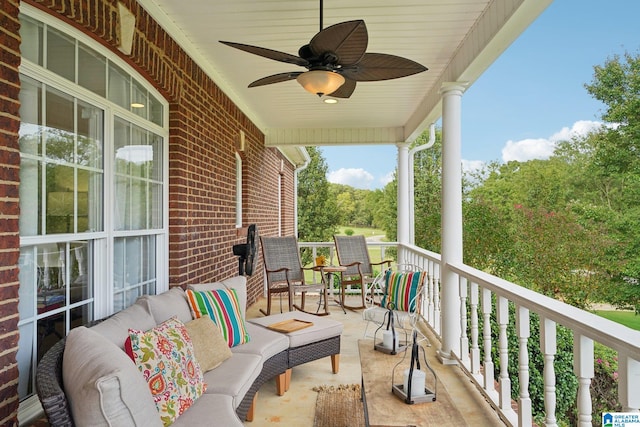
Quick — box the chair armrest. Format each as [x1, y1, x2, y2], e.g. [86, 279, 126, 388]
[370, 259, 393, 267]
[265, 267, 290, 274]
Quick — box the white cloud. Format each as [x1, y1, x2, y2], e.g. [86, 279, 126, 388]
[379, 171, 395, 187]
[328, 168, 375, 189]
[501, 120, 602, 162]
[461, 159, 486, 175]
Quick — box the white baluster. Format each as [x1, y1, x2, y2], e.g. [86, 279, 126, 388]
[516, 305, 532, 427]
[573, 334, 594, 427]
[459, 276, 469, 368]
[540, 316, 558, 427]
[497, 296, 511, 411]
[482, 288, 495, 397]
[427, 260, 435, 326]
[617, 353, 640, 412]
[433, 263, 441, 335]
[469, 281, 480, 377]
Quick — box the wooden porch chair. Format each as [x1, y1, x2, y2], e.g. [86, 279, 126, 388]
[259, 236, 329, 316]
[362, 263, 429, 345]
[333, 234, 392, 309]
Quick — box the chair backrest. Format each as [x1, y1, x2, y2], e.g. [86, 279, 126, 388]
[260, 236, 304, 284]
[334, 235, 373, 276]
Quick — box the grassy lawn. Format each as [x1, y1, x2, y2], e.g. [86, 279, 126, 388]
[336, 226, 386, 239]
[596, 310, 640, 331]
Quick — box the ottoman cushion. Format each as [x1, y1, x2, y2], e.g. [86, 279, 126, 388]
[248, 311, 343, 348]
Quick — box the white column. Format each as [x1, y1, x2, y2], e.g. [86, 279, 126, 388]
[396, 142, 410, 263]
[437, 82, 466, 364]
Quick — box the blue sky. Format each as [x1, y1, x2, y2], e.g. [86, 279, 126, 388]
[323, 0, 640, 190]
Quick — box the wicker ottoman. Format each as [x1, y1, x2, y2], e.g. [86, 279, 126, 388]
[248, 311, 343, 395]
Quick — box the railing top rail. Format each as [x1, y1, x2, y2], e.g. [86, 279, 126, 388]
[449, 261, 640, 356]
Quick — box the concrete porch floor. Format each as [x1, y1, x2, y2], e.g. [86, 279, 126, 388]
[245, 294, 506, 427]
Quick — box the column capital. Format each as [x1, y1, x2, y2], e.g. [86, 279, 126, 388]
[440, 81, 469, 95]
[395, 141, 410, 149]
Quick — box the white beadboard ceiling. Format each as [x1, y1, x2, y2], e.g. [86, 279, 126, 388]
[138, 0, 552, 162]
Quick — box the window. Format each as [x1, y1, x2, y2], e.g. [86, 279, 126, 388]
[236, 152, 243, 228]
[16, 7, 168, 407]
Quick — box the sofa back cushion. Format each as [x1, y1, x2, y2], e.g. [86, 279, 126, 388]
[137, 286, 193, 324]
[91, 302, 156, 349]
[63, 326, 162, 427]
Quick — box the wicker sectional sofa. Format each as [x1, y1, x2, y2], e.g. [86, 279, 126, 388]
[36, 276, 342, 426]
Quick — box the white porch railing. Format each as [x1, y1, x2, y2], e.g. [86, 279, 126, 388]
[299, 240, 640, 426]
[400, 242, 640, 427]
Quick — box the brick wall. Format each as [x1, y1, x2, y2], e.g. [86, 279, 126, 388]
[0, 0, 22, 424]
[0, 0, 298, 421]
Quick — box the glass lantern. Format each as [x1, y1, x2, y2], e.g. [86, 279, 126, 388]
[374, 302, 408, 354]
[391, 330, 437, 404]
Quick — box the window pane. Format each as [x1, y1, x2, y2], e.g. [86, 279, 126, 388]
[37, 312, 65, 362]
[130, 126, 149, 179]
[19, 158, 41, 236]
[17, 322, 35, 399]
[47, 27, 75, 82]
[130, 178, 148, 229]
[19, 15, 43, 65]
[151, 183, 163, 229]
[108, 62, 130, 109]
[84, 169, 104, 232]
[114, 175, 129, 230]
[45, 164, 75, 234]
[70, 303, 93, 329]
[19, 76, 43, 156]
[18, 248, 37, 319]
[45, 88, 74, 163]
[77, 100, 103, 168]
[78, 43, 106, 97]
[131, 79, 148, 119]
[149, 93, 163, 127]
[70, 242, 91, 304]
[37, 244, 67, 307]
[150, 132, 163, 181]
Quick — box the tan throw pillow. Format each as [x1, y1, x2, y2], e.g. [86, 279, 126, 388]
[185, 316, 232, 372]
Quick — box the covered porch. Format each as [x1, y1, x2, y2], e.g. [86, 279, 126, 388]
[252, 241, 640, 426]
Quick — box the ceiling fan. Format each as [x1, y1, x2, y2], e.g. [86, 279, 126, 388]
[219, 0, 428, 98]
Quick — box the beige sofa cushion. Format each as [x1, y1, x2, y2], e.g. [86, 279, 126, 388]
[170, 394, 243, 427]
[248, 311, 343, 348]
[185, 316, 232, 372]
[203, 353, 263, 408]
[137, 286, 193, 324]
[63, 326, 162, 427]
[91, 302, 156, 349]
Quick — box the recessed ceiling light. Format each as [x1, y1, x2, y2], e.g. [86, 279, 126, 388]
[323, 98, 338, 104]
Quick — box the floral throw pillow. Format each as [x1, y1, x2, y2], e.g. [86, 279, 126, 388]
[128, 317, 206, 426]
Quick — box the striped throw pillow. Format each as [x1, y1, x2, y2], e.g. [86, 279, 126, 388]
[185, 288, 250, 347]
[380, 270, 425, 312]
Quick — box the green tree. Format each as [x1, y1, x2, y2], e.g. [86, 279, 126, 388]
[297, 147, 339, 249]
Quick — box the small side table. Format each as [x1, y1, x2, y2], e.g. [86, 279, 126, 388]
[313, 265, 347, 314]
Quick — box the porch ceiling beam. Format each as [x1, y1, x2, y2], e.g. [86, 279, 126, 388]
[265, 127, 406, 147]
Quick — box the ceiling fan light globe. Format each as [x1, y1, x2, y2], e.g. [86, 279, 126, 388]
[296, 70, 345, 97]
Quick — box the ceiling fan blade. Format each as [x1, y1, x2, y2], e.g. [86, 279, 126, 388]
[248, 72, 302, 88]
[309, 20, 368, 65]
[341, 53, 427, 81]
[220, 41, 309, 67]
[327, 78, 356, 98]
